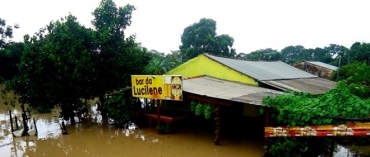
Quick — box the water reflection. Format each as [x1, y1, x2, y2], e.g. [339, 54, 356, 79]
[0, 96, 266, 156]
[0, 105, 266, 157]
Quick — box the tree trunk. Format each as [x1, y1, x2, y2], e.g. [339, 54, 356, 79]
[61, 105, 70, 121]
[61, 104, 76, 124]
[99, 95, 108, 119]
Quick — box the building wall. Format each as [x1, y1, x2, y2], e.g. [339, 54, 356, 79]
[294, 62, 334, 80]
[161, 99, 192, 112]
[166, 55, 258, 86]
[243, 104, 263, 117]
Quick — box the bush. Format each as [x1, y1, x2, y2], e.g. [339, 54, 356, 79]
[103, 92, 135, 127]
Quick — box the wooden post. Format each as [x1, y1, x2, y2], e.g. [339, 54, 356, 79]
[329, 139, 335, 157]
[14, 116, 19, 130]
[215, 104, 221, 145]
[265, 108, 270, 156]
[157, 99, 161, 127]
[27, 107, 32, 119]
[9, 110, 14, 133]
[20, 105, 26, 114]
[265, 108, 270, 127]
[22, 113, 28, 134]
[61, 121, 68, 135]
[33, 117, 38, 135]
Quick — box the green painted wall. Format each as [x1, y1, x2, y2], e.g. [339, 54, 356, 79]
[166, 54, 258, 86]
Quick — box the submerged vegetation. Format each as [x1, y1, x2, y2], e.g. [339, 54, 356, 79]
[261, 62, 370, 156]
[1, 0, 370, 156]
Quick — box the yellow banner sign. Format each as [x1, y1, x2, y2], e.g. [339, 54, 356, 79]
[131, 75, 183, 101]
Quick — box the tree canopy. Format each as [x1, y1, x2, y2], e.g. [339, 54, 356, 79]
[239, 48, 281, 61]
[0, 18, 22, 82]
[0, 18, 19, 49]
[2, 0, 151, 122]
[179, 18, 236, 61]
[0, 42, 24, 82]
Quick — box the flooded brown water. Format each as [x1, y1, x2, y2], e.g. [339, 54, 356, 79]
[0, 84, 265, 157]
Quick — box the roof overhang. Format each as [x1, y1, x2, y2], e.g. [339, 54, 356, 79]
[183, 76, 282, 106]
[260, 78, 336, 94]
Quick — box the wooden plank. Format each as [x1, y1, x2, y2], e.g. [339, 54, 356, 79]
[144, 113, 187, 123]
[265, 123, 370, 137]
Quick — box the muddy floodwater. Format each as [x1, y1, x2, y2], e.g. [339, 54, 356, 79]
[0, 86, 265, 157]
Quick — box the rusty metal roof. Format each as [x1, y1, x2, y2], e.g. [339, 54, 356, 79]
[183, 76, 282, 106]
[205, 54, 317, 81]
[261, 77, 336, 94]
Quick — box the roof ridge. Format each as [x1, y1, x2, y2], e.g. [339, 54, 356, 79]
[203, 53, 282, 62]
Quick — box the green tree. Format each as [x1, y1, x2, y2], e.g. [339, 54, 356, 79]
[4, 15, 96, 120]
[245, 48, 281, 61]
[0, 18, 21, 82]
[166, 50, 183, 69]
[348, 42, 370, 65]
[262, 61, 370, 156]
[281, 45, 306, 64]
[2, 0, 150, 126]
[324, 44, 349, 66]
[179, 18, 236, 61]
[91, 0, 151, 119]
[0, 18, 19, 49]
[235, 52, 247, 59]
[103, 91, 139, 127]
[144, 50, 169, 75]
[303, 48, 332, 63]
[331, 62, 370, 98]
[0, 42, 24, 82]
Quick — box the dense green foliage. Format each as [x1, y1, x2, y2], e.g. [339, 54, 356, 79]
[4, 15, 97, 118]
[0, 18, 19, 48]
[268, 138, 333, 157]
[331, 62, 370, 98]
[236, 44, 345, 66]
[179, 18, 236, 61]
[263, 83, 370, 127]
[347, 42, 370, 65]
[0, 18, 22, 82]
[262, 62, 370, 156]
[0, 42, 24, 82]
[1, 0, 151, 123]
[91, 1, 149, 97]
[144, 50, 183, 75]
[241, 48, 281, 61]
[104, 92, 135, 127]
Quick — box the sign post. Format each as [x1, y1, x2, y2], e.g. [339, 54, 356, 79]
[131, 75, 183, 132]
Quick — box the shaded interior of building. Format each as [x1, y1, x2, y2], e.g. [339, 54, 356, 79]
[131, 94, 266, 142]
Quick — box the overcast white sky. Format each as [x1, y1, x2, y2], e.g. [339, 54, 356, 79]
[1, 0, 370, 54]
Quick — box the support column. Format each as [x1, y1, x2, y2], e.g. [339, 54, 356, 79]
[264, 108, 270, 156]
[22, 113, 28, 134]
[329, 139, 335, 157]
[9, 110, 14, 134]
[33, 117, 38, 135]
[14, 116, 19, 130]
[215, 104, 221, 145]
[157, 99, 161, 127]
